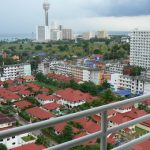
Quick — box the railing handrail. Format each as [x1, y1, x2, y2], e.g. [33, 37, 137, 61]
[0, 94, 150, 149]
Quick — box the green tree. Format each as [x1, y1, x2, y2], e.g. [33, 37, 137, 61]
[36, 135, 49, 147]
[35, 45, 43, 50]
[0, 144, 7, 150]
[3, 82, 8, 88]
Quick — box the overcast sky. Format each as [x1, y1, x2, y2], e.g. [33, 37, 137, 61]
[0, 0, 150, 34]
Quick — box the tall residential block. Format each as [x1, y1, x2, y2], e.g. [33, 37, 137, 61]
[130, 30, 150, 69]
[62, 29, 73, 40]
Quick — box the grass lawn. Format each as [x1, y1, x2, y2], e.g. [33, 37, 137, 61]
[134, 126, 148, 136]
[35, 81, 60, 92]
[22, 135, 35, 142]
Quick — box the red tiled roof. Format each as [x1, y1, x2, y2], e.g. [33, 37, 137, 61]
[15, 100, 32, 110]
[36, 94, 58, 101]
[133, 140, 150, 150]
[142, 99, 150, 105]
[43, 102, 62, 111]
[5, 79, 14, 84]
[18, 90, 32, 96]
[10, 143, 45, 150]
[92, 115, 101, 122]
[0, 88, 20, 101]
[109, 113, 131, 125]
[7, 86, 19, 92]
[56, 88, 96, 102]
[54, 122, 67, 133]
[84, 121, 101, 133]
[27, 107, 54, 120]
[47, 73, 80, 83]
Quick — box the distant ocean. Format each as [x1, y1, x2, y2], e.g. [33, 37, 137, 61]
[0, 33, 34, 41]
[0, 31, 129, 41]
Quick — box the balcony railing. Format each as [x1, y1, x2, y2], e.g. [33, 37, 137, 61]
[0, 94, 150, 150]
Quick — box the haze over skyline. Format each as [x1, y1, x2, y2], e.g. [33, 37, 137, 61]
[0, 0, 150, 34]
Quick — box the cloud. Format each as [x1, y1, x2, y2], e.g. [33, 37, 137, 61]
[88, 0, 150, 17]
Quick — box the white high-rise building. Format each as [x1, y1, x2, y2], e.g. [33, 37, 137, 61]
[130, 30, 150, 69]
[51, 29, 62, 41]
[36, 26, 51, 41]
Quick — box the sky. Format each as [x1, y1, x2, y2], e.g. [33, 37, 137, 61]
[0, 0, 150, 34]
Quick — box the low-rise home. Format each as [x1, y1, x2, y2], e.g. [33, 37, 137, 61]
[107, 133, 120, 145]
[26, 83, 41, 92]
[108, 113, 135, 132]
[0, 113, 16, 129]
[27, 106, 54, 120]
[7, 86, 19, 93]
[36, 94, 59, 105]
[15, 100, 33, 110]
[23, 75, 35, 82]
[53, 122, 67, 135]
[10, 143, 45, 150]
[5, 79, 15, 85]
[114, 104, 133, 113]
[43, 102, 62, 111]
[55, 88, 96, 108]
[0, 88, 20, 103]
[18, 90, 32, 97]
[15, 78, 24, 84]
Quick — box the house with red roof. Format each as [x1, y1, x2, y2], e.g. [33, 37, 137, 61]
[27, 107, 54, 120]
[23, 75, 35, 82]
[108, 113, 135, 132]
[55, 88, 96, 108]
[43, 102, 62, 111]
[0, 88, 20, 103]
[53, 122, 68, 135]
[18, 90, 32, 97]
[10, 143, 45, 150]
[114, 104, 133, 113]
[15, 100, 33, 110]
[36, 94, 59, 105]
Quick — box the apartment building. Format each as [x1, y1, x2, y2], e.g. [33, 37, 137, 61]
[108, 63, 127, 74]
[83, 32, 95, 40]
[62, 29, 73, 40]
[130, 30, 150, 69]
[96, 30, 108, 39]
[0, 63, 31, 81]
[119, 75, 144, 95]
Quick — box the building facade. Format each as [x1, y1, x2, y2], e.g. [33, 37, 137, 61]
[130, 30, 150, 69]
[1, 63, 31, 81]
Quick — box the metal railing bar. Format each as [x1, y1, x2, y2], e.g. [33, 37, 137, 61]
[0, 94, 149, 148]
[101, 111, 108, 150]
[112, 132, 150, 150]
[44, 114, 150, 150]
[46, 131, 103, 150]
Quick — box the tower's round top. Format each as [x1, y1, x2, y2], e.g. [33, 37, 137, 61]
[43, 0, 49, 5]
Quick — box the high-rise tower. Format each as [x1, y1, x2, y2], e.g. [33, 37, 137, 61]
[43, 0, 50, 26]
